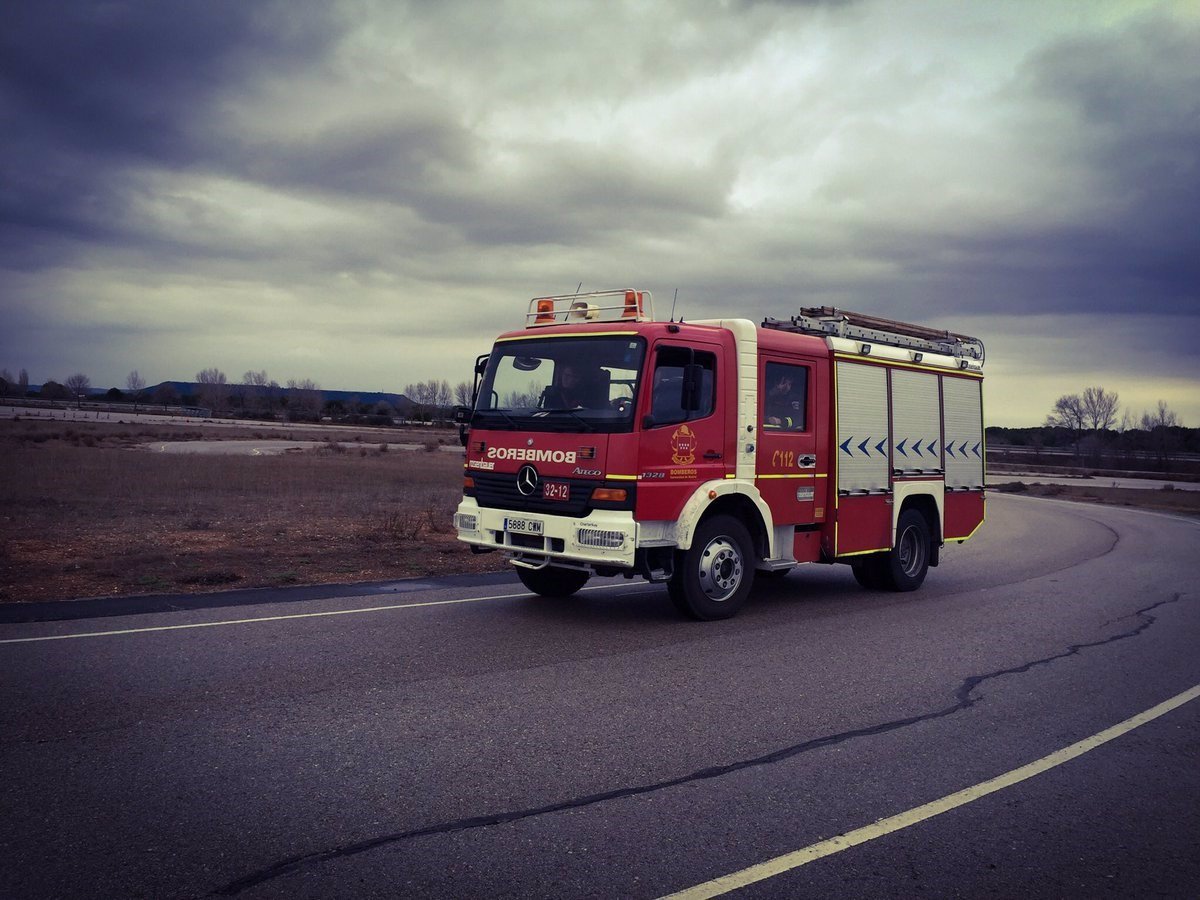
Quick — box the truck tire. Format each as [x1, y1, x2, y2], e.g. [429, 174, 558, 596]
[878, 508, 931, 592]
[667, 515, 755, 620]
[516, 565, 589, 598]
[851, 556, 887, 590]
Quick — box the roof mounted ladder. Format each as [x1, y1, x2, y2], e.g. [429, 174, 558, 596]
[763, 307, 985, 363]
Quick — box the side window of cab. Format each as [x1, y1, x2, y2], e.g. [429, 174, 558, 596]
[649, 346, 716, 426]
[762, 362, 809, 430]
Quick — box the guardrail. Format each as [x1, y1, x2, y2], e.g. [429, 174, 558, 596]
[1, 398, 211, 417]
[988, 444, 1200, 463]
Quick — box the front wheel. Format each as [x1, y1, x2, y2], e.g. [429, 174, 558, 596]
[516, 565, 589, 597]
[667, 515, 755, 620]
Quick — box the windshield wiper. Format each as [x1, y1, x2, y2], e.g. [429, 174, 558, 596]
[539, 408, 598, 432]
[476, 409, 521, 428]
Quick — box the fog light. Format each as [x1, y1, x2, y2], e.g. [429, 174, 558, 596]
[577, 528, 624, 549]
[455, 513, 478, 531]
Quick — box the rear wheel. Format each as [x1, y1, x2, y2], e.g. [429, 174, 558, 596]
[849, 508, 932, 592]
[880, 508, 931, 591]
[667, 515, 755, 620]
[516, 565, 589, 597]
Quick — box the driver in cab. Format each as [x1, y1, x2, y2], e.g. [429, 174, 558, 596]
[543, 363, 594, 409]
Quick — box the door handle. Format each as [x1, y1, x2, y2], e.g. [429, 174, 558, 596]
[703, 451, 723, 460]
[798, 455, 817, 467]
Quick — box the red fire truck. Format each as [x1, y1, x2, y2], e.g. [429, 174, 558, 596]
[454, 290, 985, 619]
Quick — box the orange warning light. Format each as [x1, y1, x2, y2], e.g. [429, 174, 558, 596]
[621, 290, 644, 319]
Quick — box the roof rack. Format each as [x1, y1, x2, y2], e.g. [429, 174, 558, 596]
[526, 290, 653, 327]
[763, 307, 985, 363]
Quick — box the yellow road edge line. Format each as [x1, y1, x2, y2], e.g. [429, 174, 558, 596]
[660, 681, 1200, 900]
[0, 582, 651, 645]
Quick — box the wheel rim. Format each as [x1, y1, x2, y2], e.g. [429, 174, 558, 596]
[897, 525, 925, 577]
[698, 536, 744, 602]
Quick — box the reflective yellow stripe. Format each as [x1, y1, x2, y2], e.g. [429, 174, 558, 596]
[608, 474, 637, 481]
[497, 331, 639, 342]
[836, 546, 890, 558]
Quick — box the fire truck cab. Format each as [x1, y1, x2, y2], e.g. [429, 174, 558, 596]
[454, 290, 985, 620]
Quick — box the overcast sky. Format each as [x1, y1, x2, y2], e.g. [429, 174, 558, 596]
[2, 0, 1197, 427]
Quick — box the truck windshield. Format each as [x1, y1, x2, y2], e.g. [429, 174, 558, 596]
[474, 336, 646, 432]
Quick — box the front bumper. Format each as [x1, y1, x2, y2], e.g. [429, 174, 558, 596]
[454, 498, 638, 569]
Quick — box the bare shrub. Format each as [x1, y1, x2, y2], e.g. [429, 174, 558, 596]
[382, 511, 425, 540]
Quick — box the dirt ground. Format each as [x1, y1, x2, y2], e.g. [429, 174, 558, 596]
[0, 418, 507, 603]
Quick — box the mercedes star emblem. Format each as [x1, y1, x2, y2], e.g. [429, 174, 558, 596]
[516, 465, 539, 496]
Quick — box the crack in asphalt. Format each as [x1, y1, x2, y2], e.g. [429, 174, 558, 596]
[211, 593, 1188, 896]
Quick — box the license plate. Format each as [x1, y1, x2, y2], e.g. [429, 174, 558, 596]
[504, 517, 544, 536]
[542, 482, 570, 501]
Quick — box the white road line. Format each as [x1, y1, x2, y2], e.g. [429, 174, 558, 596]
[0, 582, 652, 645]
[660, 681, 1200, 899]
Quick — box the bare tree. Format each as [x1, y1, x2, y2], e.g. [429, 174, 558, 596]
[503, 380, 542, 408]
[1141, 400, 1181, 470]
[1081, 386, 1119, 432]
[126, 370, 146, 410]
[454, 381, 472, 406]
[1141, 399, 1180, 431]
[1046, 394, 1084, 431]
[434, 379, 452, 424]
[286, 378, 323, 421]
[64, 373, 91, 406]
[18, 369, 29, 396]
[404, 381, 440, 423]
[242, 370, 280, 418]
[196, 367, 228, 415]
[1046, 393, 1086, 461]
[0, 369, 12, 397]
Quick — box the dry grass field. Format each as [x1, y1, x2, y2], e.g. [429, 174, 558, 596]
[990, 480, 1200, 515]
[5, 418, 1196, 605]
[0, 419, 506, 603]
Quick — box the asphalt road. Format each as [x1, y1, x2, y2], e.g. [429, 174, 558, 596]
[2, 495, 1198, 899]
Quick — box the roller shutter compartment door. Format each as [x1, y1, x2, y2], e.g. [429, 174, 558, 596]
[943, 376, 984, 489]
[891, 369, 941, 475]
[836, 362, 889, 493]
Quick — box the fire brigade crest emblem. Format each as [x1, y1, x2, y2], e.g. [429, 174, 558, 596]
[670, 424, 697, 466]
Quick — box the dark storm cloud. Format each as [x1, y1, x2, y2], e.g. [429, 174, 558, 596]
[0, 0, 340, 268]
[2, 0, 1197, 425]
[924, 14, 1200, 319]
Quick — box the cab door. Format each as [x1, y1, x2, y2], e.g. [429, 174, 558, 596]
[756, 357, 821, 525]
[636, 342, 728, 521]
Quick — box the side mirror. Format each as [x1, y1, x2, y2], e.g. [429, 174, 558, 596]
[453, 405, 472, 424]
